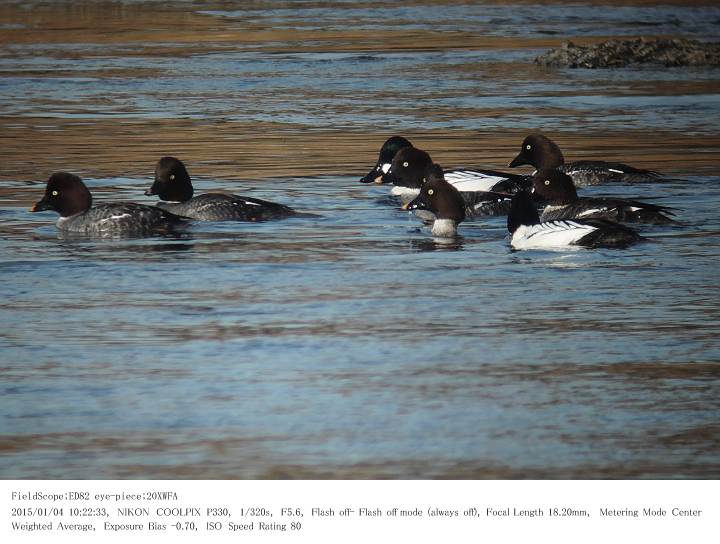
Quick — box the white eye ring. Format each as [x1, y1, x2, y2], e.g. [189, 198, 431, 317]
[170, 174, 175, 180]
[427, 188, 434, 195]
[51, 190, 58, 196]
[544, 180, 550, 186]
[403, 161, 409, 167]
[526, 144, 532, 150]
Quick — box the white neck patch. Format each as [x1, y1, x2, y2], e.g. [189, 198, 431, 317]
[431, 218, 458, 237]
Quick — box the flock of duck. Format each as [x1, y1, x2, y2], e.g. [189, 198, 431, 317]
[29, 133, 676, 249]
[360, 133, 676, 249]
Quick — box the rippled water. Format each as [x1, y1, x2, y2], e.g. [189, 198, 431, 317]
[1, 1, 719, 478]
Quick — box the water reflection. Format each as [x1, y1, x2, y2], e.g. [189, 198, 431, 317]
[410, 237, 465, 252]
[2, 4, 720, 183]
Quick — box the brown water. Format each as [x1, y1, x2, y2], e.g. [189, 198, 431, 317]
[1, 1, 719, 479]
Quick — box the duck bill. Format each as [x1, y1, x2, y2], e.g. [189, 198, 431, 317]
[144, 179, 160, 196]
[381, 169, 402, 185]
[403, 194, 427, 212]
[29, 197, 52, 212]
[508, 152, 530, 168]
[359, 164, 385, 184]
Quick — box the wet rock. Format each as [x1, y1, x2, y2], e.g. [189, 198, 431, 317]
[536, 38, 720, 68]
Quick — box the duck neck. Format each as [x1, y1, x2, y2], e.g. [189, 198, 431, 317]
[431, 218, 458, 237]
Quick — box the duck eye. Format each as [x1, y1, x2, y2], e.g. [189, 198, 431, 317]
[526, 144, 532, 150]
[51, 190, 58, 196]
[427, 188, 434, 196]
[544, 180, 550, 186]
[403, 161, 409, 167]
[170, 174, 175, 181]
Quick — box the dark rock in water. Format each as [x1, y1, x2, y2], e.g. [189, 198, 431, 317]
[536, 38, 720, 68]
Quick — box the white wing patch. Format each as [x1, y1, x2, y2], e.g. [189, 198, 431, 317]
[89, 213, 133, 230]
[608, 168, 624, 174]
[541, 204, 605, 220]
[542, 204, 565, 215]
[444, 169, 504, 192]
[511, 221, 597, 250]
[576, 207, 606, 218]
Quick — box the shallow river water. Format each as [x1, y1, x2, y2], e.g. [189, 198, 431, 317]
[1, 1, 719, 478]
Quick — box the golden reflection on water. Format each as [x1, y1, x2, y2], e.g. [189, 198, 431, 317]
[1, 1, 718, 185]
[2, 119, 719, 187]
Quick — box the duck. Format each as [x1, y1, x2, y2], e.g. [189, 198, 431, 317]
[359, 136, 413, 184]
[507, 191, 644, 250]
[532, 169, 676, 224]
[360, 136, 531, 194]
[509, 133, 662, 186]
[405, 163, 466, 237]
[144, 156, 296, 221]
[30, 172, 186, 236]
